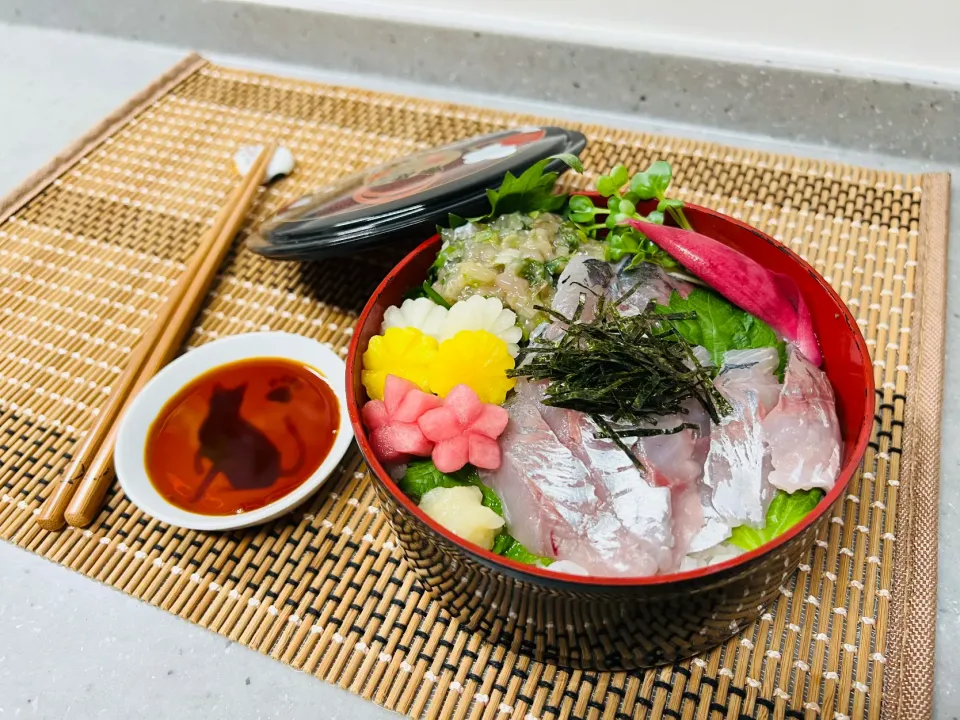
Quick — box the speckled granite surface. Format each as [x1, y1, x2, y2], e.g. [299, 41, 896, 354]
[0, 22, 955, 719]
[0, 0, 958, 163]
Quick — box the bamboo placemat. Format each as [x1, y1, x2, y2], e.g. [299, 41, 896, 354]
[0, 54, 946, 720]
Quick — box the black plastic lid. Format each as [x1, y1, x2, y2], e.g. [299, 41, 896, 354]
[247, 126, 586, 261]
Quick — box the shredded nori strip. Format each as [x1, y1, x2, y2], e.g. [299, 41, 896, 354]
[509, 284, 731, 469]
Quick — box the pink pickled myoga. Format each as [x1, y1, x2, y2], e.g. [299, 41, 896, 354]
[622, 219, 822, 366]
[361, 375, 508, 471]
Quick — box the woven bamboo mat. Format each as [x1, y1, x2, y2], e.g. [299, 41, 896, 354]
[0, 54, 946, 720]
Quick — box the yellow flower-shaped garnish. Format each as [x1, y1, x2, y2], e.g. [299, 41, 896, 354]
[428, 330, 516, 405]
[362, 327, 438, 400]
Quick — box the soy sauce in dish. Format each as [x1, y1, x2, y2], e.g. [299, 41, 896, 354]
[145, 358, 339, 516]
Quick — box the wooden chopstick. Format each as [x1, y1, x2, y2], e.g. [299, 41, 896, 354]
[36, 143, 276, 531]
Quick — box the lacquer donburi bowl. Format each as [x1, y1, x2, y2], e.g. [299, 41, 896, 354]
[345, 201, 874, 670]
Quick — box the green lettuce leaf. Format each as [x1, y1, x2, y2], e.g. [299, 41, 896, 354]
[495, 534, 554, 566]
[729, 488, 825, 551]
[657, 288, 778, 367]
[399, 460, 501, 513]
[399, 461, 550, 564]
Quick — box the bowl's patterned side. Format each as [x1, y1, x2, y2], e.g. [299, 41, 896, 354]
[372, 478, 832, 669]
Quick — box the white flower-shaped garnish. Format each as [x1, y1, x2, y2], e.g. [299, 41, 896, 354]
[439, 295, 523, 357]
[381, 297, 447, 337]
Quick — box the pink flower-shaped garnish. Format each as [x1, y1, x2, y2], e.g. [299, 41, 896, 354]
[362, 375, 441, 464]
[417, 384, 509, 473]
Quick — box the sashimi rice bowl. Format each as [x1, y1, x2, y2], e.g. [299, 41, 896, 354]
[346, 155, 873, 667]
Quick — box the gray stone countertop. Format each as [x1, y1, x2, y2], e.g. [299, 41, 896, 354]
[0, 21, 956, 720]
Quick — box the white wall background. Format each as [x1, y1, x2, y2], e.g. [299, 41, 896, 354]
[229, 0, 960, 87]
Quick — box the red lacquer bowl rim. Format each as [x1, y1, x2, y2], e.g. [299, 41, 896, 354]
[346, 201, 875, 587]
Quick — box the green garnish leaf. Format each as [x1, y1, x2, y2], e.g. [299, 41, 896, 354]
[629, 171, 657, 200]
[568, 195, 595, 213]
[658, 288, 778, 366]
[597, 166, 628, 197]
[775, 339, 788, 381]
[552, 152, 584, 173]
[477, 154, 582, 221]
[496, 534, 554, 565]
[421, 281, 451, 309]
[402, 284, 427, 302]
[520, 258, 550, 288]
[491, 532, 514, 555]
[611, 164, 630, 188]
[646, 160, 673, 195]
[729, 489, 825, 550]
[447, 213, 468, 229]
[546, 256, 569, 276]
[399, 460, 502, 514]
[597, 175, 619, 198]
[657, 198, 684, 212]
[605, 231, 641, 261]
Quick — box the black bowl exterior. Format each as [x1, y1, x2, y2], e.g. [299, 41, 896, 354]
[373, 477, 832, 669]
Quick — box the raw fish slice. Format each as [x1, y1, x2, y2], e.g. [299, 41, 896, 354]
[542, 256, 613, 340]
[631, 399, 711, 490]
[625, 399, 714, 568]
[678, 542, 745, 572]
[685, 483, 733, 554]
[538, 399, 673, 575]
[703, 348, 781, 528]
[480, 381, 599, 560]
[763, 347, 842, 492]
[608, 261, 693, 317]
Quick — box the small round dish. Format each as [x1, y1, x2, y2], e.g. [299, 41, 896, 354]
[115, 332, 353, 531]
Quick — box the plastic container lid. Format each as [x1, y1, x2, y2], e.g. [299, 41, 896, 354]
[247, 126, 586, 261]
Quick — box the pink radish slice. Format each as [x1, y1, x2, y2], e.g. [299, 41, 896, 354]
[383, 375, 419, 415]
[392, 389, 442, 423]
[380, 422, 433, 456]
[469, 405, 509, 439]
[623, 219, 822, 366]
[433, 436, 470, 473]
[468, 433, 502, 470]
[361, 400, 389, 431]
[418, 407, 462, 442]
[369, 427, 411, 464]
[444, 384, 484, 425]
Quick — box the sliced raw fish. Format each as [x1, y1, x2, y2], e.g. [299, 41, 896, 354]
[631, 398, 711, 490]
[540, 255, 613, 341]
[763, 347, 842, 492]
[538, 399, 674, 575]
[678, 541, 745, 572]
[608, 261, 693, 317]
[480, 380, 598, 559]
[483, 380, 671, 576]
[685, 484, 733, 553]
[626, 398, 718, 563]
[703, 348, 782, 528]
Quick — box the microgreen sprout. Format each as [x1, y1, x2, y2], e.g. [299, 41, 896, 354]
[566, 161, 692, 271]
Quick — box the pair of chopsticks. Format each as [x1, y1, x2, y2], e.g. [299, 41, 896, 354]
[37, 144, 277, 531]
